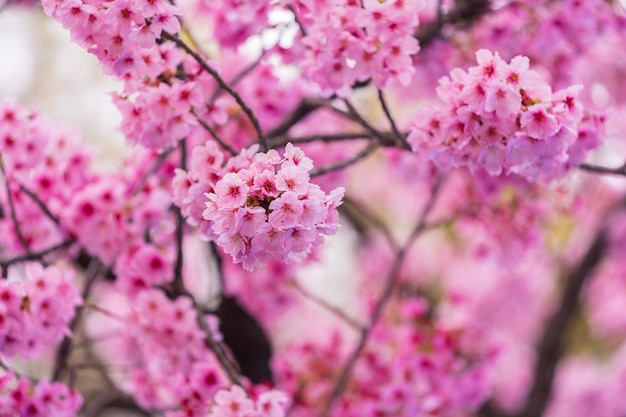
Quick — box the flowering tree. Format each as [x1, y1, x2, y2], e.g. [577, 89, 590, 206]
[0, 0, 626, 416]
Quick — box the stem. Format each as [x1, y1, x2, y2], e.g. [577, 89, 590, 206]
[0, 239, 74, 277]
[52, 258, 102, 381]
[161, 32, 269, 152]
[377, 89, 409, 149]
[19, 184, 62, 226]
[514, 229, 606, 417]
[310, 141, 380, 177]
[172, 139, 187, 295]
[321, 176, 445, 417]
[270, 132, 374, 147]
[292, 279, 364, 330]
[0, 157, 29, 252]
[579, 162, 626, 177]
[192, 109, 238, 156]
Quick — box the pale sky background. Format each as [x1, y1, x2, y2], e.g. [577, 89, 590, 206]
[0, 6, 128, 167]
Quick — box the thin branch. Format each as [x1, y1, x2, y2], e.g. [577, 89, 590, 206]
[0, 158, 29, 252]
[266, 98, 328, 139]
[192, 297, 246, 388]
[310, 141, 380, 177]
[192, 109, 238, 156]
[0, 239, 73, 276]
[341, 196, 400, 251]
[209, 51, 267, 104]
[129, 147, 176, 196]
[162, 32, 269, 152]
[292, 279, 364, 330]
[270, 132, 374, 147]
[579, 162, 626, 177]
[172, 140, 188, 295]
[52, 258, 102, 381]
[208, 241, 225, 301]
[19, 184, 62, 226]
[340, 100, 398, 147]
[414, 0, 491, 47]
[166, 254, 245, 388]
[321, 176, 445, 417]
[80, 389, 161, 417]
[377, 89, 409, 149]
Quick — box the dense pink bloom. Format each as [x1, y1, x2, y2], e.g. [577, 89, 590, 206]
[0, 264, 81, 358]
[171, 143, 343, 270]
[408, 49, 599, 181]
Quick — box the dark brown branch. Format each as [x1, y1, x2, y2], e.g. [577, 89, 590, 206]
[0, 239, 73, 273]
[80, 389, 160, 417]
[161, 31, 269, 152]
[192, 109, 238, 156]
[377, 89, 408, 149]
[172, 139, 187, 294]
[266, 98, 329, 140]
[0, 158, 29, 252]
[270, 132, 373, 147]
[53, 258, 102, 381]
[514, 230, 607, 417]
[415, 0, 491, 47]
[579, 162, 626, 177]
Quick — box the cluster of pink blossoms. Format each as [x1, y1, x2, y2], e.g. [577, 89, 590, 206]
[408, 49, 595, 181]
[174, 142, 344, 270]
[0, 264, 81, 358]
[276, 298, 491, 417]
[41, 0, 181, 85]
[195, 0, 271, 50]
[205, 385, 289, 417]
[0, 372, 82, 417]
[294, 0, 421, 96]
[0, 100, 93, 256]
[117, 289, 217, 409]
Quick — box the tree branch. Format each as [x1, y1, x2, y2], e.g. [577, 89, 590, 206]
[321, 176, 445, 417]
[514, 229, 606, 417]
[161, 31, 269, 152]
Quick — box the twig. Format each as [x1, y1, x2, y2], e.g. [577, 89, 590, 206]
[52, 258, 102, 381]
[377, 89, 409, 149]
[129, 147, 176, 196]
[0, 239, 74, 277]
[292, 279, 364, 330]
[270, 132, 374, 147]
[0, 157, 29, 252]
[579, 162, 626, 177]
[266, 98, 328, 139]
[19, 184, 62, 226]
[310, 141, 380, 177]
[192, 109, 238, 156]
[414, 0, 491, 47]
[340, 100, 397, 147]
[321, 176, 445, 417]
[161, 32, 269, 152]
[209, 51, 267, 104]
[192, 297, 246, 388]
[341, 196, 400, 251]
[172, 139, 187, 295]
[514, 229, 607, 417]
[80, 389, 161, 417]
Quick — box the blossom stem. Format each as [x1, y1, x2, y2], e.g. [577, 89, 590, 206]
[161, 31, 269, 152]
[321, 176, 445, 417]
